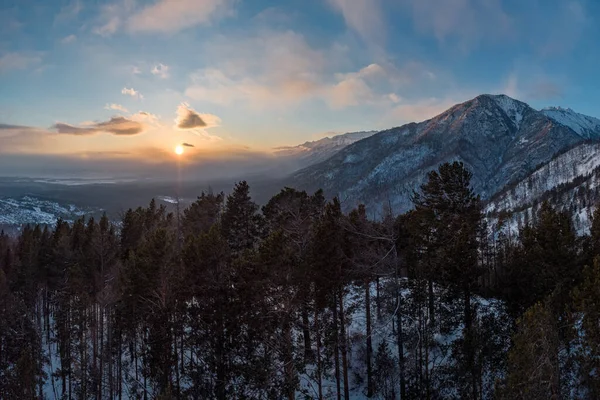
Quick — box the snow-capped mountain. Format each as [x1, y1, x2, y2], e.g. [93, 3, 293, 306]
[541, 107, 600, 139]
[290, 94, 600, 215]
[274, 130, 377, 170]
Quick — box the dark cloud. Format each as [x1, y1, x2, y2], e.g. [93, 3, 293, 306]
[176, 107, 207, 129]
[0, 123, 36, 130]
[53, 117, 145, 136]
[182, 142, 195, 147]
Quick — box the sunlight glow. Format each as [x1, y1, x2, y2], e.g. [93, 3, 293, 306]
[175, 145, 184, 155]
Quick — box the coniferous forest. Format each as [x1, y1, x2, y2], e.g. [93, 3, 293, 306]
[2, 161, 600, 399]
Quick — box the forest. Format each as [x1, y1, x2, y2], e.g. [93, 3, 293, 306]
[1, 161, 600, 399]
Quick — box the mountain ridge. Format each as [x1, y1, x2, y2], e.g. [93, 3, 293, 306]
[289, 94, 600, 215]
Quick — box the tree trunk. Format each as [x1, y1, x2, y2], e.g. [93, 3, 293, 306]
[283, 318, 295, 400]
[376, 277, 381, 320]
[315, 307, 323, 400]
[428, 279, 435, 327]
[397, 296, 406, 399]
[302, 305, 312, 362]
[464, 288, 477, 400]
[339, 289, 350, 400]
[333, 295, 341, 400]
[365, 280, 373, 398]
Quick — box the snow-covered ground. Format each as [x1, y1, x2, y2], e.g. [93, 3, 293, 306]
[0, 196, 99, 226]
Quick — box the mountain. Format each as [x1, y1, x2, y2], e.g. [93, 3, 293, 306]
[541, 106, 600, 139]
[290, 94, 600, 214]
[485, 141, 600, 234]
[273, 130, 377, 170]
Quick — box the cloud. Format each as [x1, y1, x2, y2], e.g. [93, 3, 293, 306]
[0, 123, 54, 152]
[127, 0, 234, 33]
[500, 71, 565, 101]
[182, 142, 195, 147]
[104, 103, 128, 112]
[131, 111, 160, 124]
[93, 0, 135, 37]
[131, 66, 142, 74]
[61, 34, 77, 44]
[121, 87, 143, 99]
[185, 30, 437, 111]
[534, 0, 589, 57]
[175, 103, 220, 130]
[185, 30, 328, 107]
[0, 52, 43, 73]
[151, 63, 169, 78]
[54, 0, 83, 25]
[401, 0, 513, 50]
[327, 0, 386, 46]
[326, 63, 395, 108]
[53, 117, 146, 136]
[388, 96, 469, 124]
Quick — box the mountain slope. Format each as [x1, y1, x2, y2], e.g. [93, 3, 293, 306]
[274, 130, 377, 170]
[290, 94, 600, 214]
[485, 141, 600, 234]
[541, 107, 600, 139]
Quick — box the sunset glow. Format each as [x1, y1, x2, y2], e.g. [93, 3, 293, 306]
[175, 145, 184, 156]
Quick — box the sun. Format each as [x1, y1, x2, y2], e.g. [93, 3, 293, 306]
[175, 145, 184, 155]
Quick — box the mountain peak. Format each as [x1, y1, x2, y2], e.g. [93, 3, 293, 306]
[541, 106, 600, 138]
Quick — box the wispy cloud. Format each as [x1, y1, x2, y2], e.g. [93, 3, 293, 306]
[104, 103, 129, 112]
[60, 34, 77, 44]
[401, 0, 513, 50]
[327, 0, 386, 46]
[131, 111, 160, 125]
[53, 117, 146, 136]
[93, 0, 135, 37]
[127, 0, 235, 33]
[0, 123, 54, 152]
[501, 72, 564, 101]
[386, 95, 473, 125]
[0, 52, 43, 73]
[121, 87, 143, 99]
[151, 63, 170, 78]
[185, 30, 331, 107]
[54, 0, 83, 25]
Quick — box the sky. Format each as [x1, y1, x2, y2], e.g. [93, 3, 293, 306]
[1, 0, 599, 179]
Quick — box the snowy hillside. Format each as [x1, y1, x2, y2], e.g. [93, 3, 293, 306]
[0, 196, 99, 228]
[486, 142, 600, 214]
[485, 141, 600, 234]
[542, 107, 600, 139]
[291, 94, 600, 214]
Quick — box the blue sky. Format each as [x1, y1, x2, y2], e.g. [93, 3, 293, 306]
[0, 0, 599, 175]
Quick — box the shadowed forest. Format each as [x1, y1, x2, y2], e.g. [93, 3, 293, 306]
[2, 162, 600, 399]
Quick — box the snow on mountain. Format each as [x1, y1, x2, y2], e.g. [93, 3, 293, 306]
[542, 106, 600, 139]
[486, 141, 600, 234]
[486, 142, 600, 214]
[274, 130, 377, 170]
[0, 196, 99, 227]
[290, 94, 599, 215]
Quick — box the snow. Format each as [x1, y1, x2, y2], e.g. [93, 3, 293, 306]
[297, 279, 509, 399]
[0, 196, 98, 226]
[486, 143, 600, 214]
[542, 106, 600, 138]
[491, 94, 525, 129]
